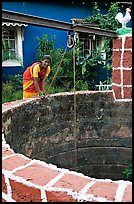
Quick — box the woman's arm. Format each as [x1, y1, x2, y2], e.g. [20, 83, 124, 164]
[34, 77, 42, 95]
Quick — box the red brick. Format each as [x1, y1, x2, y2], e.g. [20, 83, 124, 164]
[87, 181, 118, 201]
[123, 51, 132, 68]
[9, 179, 42, 202]
[123, 70, 132, 85]
[122, 184, 132, 202]
[14, 163, 60, 186]
[112, 69, 121, 84]
[2, 198, 6, 202]
[53, 174, 91, 192]
[112, 86, 122, 99]
[2, 147, 14, 157]
[2, 174, 7, 194]
[46, 191, 78, 202]
[124, 87, 132, 99]
[113, 38, 122, 49]
[112, 51, 121, 68]
[124, 36, 132, 49]
[2, 155, 30, 171]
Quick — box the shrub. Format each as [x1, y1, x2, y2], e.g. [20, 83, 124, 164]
[2, 74, 23, 104]
[2, 82, 15, 103]
[122, 164, 132, 181]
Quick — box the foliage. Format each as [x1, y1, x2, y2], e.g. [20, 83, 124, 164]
[85, 2, 121, 31]
[83, 2, 121, 85]
[2, 74, 23, 104]
[35, 2, 121, 91]
[2, 82, 14, 103]
[76, 47, 104, 90]
[2, 3, 122, 103]
[122, 164, 132, 181]
[2, 82, 23, 104]
[34, 3, 121, 92]
[35, 34, 56, 60]
[6, 74, 23, 91]
[35, 33, 105, 91]
[12, 90, 23, 101]
[35, 34, 74, 92]
[75, 80, 88, 91]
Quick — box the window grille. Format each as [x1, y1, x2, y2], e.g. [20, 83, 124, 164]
[78, 33, 106, 64]
[2, 22, 27, 67]
[2, 27, 16, 61]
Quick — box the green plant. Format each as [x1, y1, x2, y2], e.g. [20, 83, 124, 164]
[46, 84, 67, 94]
[76, 47, 104, 90]
[75, 80, 88, 91]
[122, 164, 132, 181]
[12, 90, 23, 101]
[2, 82, 15, 103]
[85, 2, 121, 31]
[35, 34, 74, 92]
[83, 2, 121, 85]
[2, 74, 23, 103]
[35, 3, 120, 93]
[6, 74, 23, 91]
[35, 34, 55, 60]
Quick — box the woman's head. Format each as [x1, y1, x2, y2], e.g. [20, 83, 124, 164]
[41, 55, 52, 68]
[42, 55, 52, 63]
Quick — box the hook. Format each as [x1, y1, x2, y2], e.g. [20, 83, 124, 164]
[67, 31, 74, 48]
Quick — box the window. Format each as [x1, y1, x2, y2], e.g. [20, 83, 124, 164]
[71, 18, 106, 62]
[2, 28, 16, 61]
[2, 22, 27, 67]
[78, 33, 106, 62]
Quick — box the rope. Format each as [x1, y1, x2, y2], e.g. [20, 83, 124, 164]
[73, 35, 77, 167]
[46, 33, 77, 167]
[46, 44, 68, 94]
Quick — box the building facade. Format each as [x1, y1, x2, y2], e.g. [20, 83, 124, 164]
[2, 1, 132, 81]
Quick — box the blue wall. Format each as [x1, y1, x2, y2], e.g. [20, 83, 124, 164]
[2, 2, 92, 70]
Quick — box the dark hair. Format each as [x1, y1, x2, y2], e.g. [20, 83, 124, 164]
[42, 55, 52, 63]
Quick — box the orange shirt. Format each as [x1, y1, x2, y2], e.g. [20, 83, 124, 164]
[23, 62, 51, 98]
[32, 64, 50, 78]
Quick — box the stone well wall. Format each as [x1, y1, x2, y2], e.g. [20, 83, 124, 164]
[2, 92, 132, 181]
[2, 91, 132, 202]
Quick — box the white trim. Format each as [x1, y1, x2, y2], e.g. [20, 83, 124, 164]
[114, 99, 132, 102]
[2, 59, 22, 67]
[113, 67, 132, 70]
[112, 48, 132, 52]
[95, 84, 112, 91]
[16, 27, 23, 64]
[2, 22, 28, 27]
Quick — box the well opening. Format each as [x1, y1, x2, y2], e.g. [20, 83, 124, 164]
[3, 92, 132, 181]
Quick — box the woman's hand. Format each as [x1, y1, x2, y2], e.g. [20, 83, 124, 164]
[39, 93, 43, 96]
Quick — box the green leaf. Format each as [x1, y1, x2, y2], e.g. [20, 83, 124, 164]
[82, 65, 86, 75]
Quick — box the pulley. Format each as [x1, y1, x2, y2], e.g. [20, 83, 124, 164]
[67, 31, 75, 48]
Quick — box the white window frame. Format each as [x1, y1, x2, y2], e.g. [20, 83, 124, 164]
[2, 22, 27, 67]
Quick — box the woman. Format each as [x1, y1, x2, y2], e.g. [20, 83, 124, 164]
[23, 55, 52, 98]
